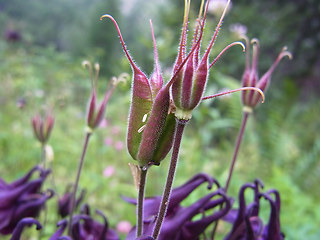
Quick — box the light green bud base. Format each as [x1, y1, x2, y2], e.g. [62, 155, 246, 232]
[175, 108, 193, 121]
[242, 106, 253, 114]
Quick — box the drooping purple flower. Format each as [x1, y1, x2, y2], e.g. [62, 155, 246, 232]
[10, 218, 42, 240]
[0, 166, 52, 235]
[49, 219, 72, 240]
[58, 186, 85, 218]
[124, 173, 231, 240]
[70, 205, 119, 240]
[241, 38, 292, 111]
[224, 180, 285, 240]
[50, 206, 119, 240]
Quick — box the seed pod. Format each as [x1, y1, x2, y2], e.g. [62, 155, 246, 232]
[101, 15, 176, 167]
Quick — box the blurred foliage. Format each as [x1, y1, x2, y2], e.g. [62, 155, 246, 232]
[1, 0, 320, 239]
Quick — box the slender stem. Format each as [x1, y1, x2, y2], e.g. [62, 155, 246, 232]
[68, 132, 91, 235]
[41, 143, 46, 169]
[152, 119, 187, 239]
[224, 112, 250, 193]
[39, 143, 46, 240]
[137, 168, 148, 237]
[210, 111, 250, 240]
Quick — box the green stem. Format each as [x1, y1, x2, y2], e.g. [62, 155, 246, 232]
[137, 168, 148, 237]
[68, 132, 91, 235]
[152, 119, 187, 239]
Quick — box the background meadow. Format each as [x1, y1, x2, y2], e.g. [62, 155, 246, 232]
[0, 0, 320, 239]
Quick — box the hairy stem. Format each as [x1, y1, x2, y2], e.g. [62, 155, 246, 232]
[68, 132, 91, 235]
[137, 168, 148, 237]
[152, 119, 187, 239]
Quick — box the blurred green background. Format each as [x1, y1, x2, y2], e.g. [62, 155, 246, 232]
[0, 0, 319, 239]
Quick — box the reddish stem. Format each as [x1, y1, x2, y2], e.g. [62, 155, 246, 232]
[152, 119, 187, 239]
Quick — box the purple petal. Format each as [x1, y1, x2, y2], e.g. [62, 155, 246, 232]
[10, 218, 42, 240]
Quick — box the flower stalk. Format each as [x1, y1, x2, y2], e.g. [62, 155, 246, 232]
[152, 118, 187, 239]
[225, 111, 250, 193]
[137, 167, 148, 237]
[68, 132, 91, 235]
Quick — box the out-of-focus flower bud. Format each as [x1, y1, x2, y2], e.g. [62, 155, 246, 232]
[31, 112, 54, 144]
[84, 61, 124, 133]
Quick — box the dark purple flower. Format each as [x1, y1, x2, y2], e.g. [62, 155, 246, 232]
[69, 205, 119, 240]
[10, 218, 42, 240]
[49, 219, 72, 240]
[50, 206, 119, 240]
[224, 180, 285, 240]
[0, 166, 52, 235]
[124, 173, 231, 240]
[5, 29, 21, 42]
[58, 186, 85, 218]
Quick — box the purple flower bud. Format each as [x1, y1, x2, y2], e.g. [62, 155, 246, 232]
[31, 112, 55, 144]
[241, 38, 292, 111]
[0, 166, 52, 235]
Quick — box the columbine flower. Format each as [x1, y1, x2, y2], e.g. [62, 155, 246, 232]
[241, 38, 292, 112]
[58, 186, 85, 218]
[224, 180, 284, 240]
[50, 205, 119, 240]
[124, 173, 231, 240]
[71, 205, 119, 240]
[49, 219, 71, 240]
[0, 166, 52, 235]
[10, 218, 42, 240]
[31, 112, 54, 144]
